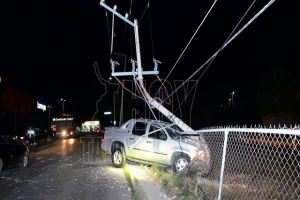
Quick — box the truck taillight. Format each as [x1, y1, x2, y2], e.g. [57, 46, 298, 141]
[102, 130, 105, 142]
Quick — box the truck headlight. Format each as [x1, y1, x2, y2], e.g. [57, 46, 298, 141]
[194, 149, 205, 160]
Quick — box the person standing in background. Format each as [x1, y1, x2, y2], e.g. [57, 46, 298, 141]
[25, 127, 35, 153]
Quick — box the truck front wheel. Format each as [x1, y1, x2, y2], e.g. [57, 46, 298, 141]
[172, 153, 190, 174]
[111, 146, 126, 168]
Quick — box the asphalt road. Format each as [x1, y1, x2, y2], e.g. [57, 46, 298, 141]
[0, 133, 134, 200]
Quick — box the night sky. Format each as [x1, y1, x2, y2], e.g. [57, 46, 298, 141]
[1, 0, 299, 124]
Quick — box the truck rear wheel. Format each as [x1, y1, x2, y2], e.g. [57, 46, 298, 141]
[46, 136, 52, 142]
[111, 146, 126, 168]
[19, 152, 29, 168]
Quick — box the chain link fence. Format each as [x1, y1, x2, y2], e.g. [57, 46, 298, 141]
[189, 126, 300, 200]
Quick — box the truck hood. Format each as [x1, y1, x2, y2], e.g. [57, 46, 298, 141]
[178, 136, 201, 148]
[104, 126, 127, 133]
[104, 126, 119, 131]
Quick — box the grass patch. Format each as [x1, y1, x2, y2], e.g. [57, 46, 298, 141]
[161, 173, 173, 188]
[146, 165, 291, 200]
[139, 164, 145, 170]
[123, 164, 139, 200]
[150, 165, 203, 200]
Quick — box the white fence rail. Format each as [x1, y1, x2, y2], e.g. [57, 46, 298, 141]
[188, 127, 300, 200]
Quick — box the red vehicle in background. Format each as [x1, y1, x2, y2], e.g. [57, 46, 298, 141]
[90, 126, 103, 137]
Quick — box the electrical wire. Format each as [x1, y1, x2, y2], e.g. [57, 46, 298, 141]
[172, 0, 258, 111]
[119, 0, 133, 53]
[173, 0, 259, 113]
[148, 2, 155, 59]
[122, 97, 147, 104]
[152, 0, 218, 99]
[119, 24, 129, 52]
[155, 75, 171, 105]
[105, 10, 111, 53]
[173, 80, 199, 115]
[162, 0, 275, 105]
[139, 0, 151, 24]
[114, 76, 143, 99]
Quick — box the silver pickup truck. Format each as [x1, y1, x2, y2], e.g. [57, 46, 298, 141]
[101, 118, 209, 173]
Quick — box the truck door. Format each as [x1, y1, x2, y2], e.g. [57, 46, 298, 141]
[148, 125, 168, 165]
[126, 121, 151, 160]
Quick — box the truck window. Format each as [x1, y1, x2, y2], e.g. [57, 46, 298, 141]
[149, 125, 167, 141]
[121, 120, 131, 129]
[148, 126, 158, 138]
[132, 122, 147, 136]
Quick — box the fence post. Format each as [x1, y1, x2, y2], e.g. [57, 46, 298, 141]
[218, 129, 229, 200]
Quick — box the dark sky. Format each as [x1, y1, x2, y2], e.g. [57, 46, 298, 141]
[1, 0, 299, 123]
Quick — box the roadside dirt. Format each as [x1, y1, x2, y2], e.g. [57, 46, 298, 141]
[127, 162, 176, 200]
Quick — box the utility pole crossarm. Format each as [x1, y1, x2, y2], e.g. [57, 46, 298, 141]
[112, 71, 159, 76]
[100, 0, 134, 27]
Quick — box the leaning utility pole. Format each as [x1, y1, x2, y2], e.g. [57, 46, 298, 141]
[99, 0, 194, 133]
[99, 0, 214, 176]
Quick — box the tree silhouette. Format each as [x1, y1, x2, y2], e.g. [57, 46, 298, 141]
[256, 66, 300, 127]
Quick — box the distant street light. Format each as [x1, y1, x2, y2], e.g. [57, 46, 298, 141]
[228, 98, 231, 108]
[47, 106, 52, 121]
[230, 91, 235, 108]
[113, 90, 118, 126]
[61, 98, 66, 115]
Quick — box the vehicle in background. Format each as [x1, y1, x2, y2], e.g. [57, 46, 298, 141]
[51, 125, 57, 138]
[62, 128, 76, 139]
[17, 127, 54, 146]
[48, 127, 56, 138]
[0, 131, 29, 173]
[90, 126, 103, 137]
[34, 128, 53, 142]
